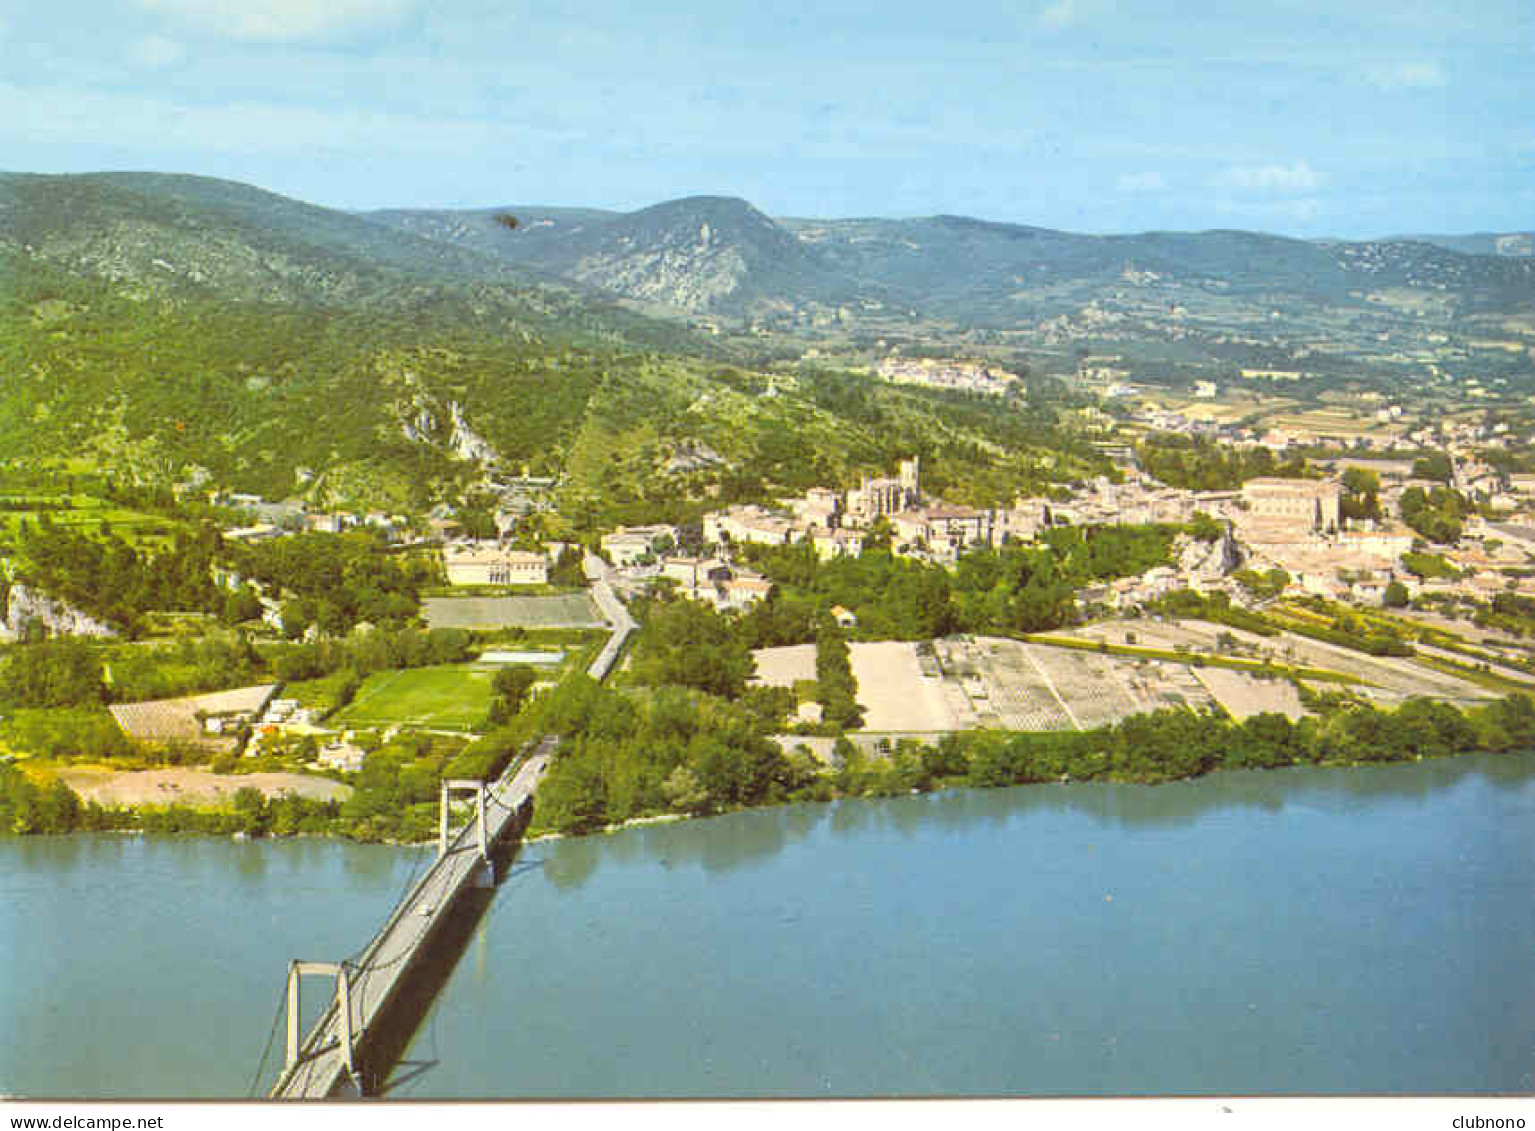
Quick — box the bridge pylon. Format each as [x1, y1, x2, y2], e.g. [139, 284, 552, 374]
[439, 779, 490, 864]
[282, 961, 357, 1090]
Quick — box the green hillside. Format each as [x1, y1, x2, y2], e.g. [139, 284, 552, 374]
[0, 177, 1107, 522]
[0, 250, 603, 507]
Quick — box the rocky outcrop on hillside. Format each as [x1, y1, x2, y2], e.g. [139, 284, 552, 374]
[3, 583, 117, 639]
[570, 224, 750, 312]
[1178, 530, 1242, 578]
[397, 395, 499, 465]
[446, 401, 497, 463]
[387, 194, 856, 318]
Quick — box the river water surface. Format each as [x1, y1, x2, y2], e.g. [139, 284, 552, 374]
[3, 753, 1533, 1098]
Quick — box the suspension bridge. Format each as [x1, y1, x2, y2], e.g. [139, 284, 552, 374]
[263, 739, 553, 1098]
[259, 560, 634, 1098]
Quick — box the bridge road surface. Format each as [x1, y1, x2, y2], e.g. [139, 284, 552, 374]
[270, 741, 554, 1099]
[583, 552, 637, 682]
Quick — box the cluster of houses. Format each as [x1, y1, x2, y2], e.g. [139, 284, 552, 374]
[210, 421, 1535, 630]
[692, 457, 1009, 568]
[586, 449, 1535, 619]
[1054, 468, 1467, 607]
[1087, 458, 1535, 609]
[1122, 393, 1527, 458]
[216, 494, 410, 543]
[874, 357, 1020, 397]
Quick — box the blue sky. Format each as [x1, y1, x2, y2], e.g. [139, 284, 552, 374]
[3, 0, 1531, 236]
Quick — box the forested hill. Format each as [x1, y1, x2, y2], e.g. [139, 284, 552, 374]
[0, 179, 1110, 521]
[0, 171, 537, 305]
[0, 170, 703, 351]
[0, 173, 707, 513]
[7, 168, 1526, 524]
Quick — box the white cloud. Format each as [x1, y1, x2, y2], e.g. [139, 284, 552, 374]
[1213, 161, 1324, 193]
[1213, 197, 1324, 226]
[1038, 0, 1076, 29]
[134, 0, 416, 42]
[129, 35, 186, 69]
[1365, 60, 1447, 91]
[0, 80, 546, 157]
[1117, 171, 1165, 193]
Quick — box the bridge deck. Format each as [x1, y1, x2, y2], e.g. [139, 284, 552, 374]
[270, 741, 554, 1099]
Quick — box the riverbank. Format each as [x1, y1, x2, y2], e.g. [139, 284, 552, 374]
[10, 689, 1535, 843]
[525, 688, 1535, 837]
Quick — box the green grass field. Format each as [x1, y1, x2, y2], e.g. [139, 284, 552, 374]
[422, 592, 603, 630]
[0, 495, 177, 548]
[330, 665, 495, 732]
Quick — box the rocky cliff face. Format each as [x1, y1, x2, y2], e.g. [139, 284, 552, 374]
[369, 195, 858, 318]
[446, 401, 497, 464]
[550, 197, 847, 315]
[396, 393, 499, 465]
[570, 227, 750, 312]
[3, 583, 117, 639]
[1178, 531, 1242, 578]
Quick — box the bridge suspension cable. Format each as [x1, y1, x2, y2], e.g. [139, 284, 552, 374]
[247, 970, 291, 1097]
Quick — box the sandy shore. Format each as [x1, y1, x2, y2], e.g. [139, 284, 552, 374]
[56, 768, 353, 807]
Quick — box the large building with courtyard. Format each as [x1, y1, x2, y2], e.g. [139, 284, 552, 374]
[443, 542, 549, 586]
[1241, 478, 1342, 532]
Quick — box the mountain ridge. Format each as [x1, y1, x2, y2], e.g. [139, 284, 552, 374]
[2, 168, 1532, 521]
[6, 170, 1532, 397]
[364, 193, 1535, 325]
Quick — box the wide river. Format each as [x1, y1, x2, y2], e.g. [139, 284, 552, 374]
[3, 752, 1533, 1098]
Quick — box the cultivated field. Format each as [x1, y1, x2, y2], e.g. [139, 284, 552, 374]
[1064, 618, 1496, 705]
[751, 641, 960, 733]
[422, 593, 603, 630]
[755, 604, 1518, 744]
[1190, 667, 1307, 721]
[108, 684, 279, 749]
[847, 641, 959, 733]
[758, 633, 1293, 738]
[330, 665, 493, 731]
[0, 495, 176, 548]
[933, 637, 1072, 731]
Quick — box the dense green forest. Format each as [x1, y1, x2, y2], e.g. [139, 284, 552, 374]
[1399, 484, 1470, 544]
[3, 249, 1109, 530]
[232, 529, 435, 636]
[11, 517, 224, 634]
[0, 252, 665, 509]
[528, 676, 806, 835]
[736, 523, 1183, 645]
[7, 509, 439, 638]
[625, 598, 758, 699]
[1137, 434, 1309, 490]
